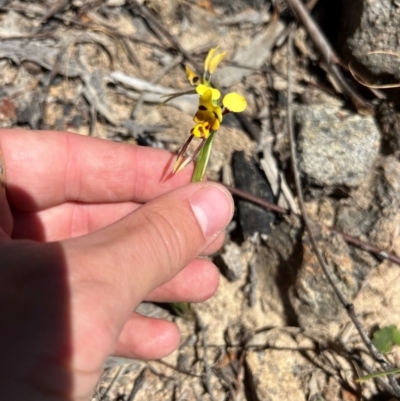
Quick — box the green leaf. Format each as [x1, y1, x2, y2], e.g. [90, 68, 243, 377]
[392, 326, 400, 345]
[357, 367, 400, 382]
[170, 302, 194, 320]
[372, 325, 400, 353]
[191, 130, 216, 182]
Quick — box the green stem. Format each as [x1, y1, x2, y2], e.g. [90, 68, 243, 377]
[191, 130, 216, 182]
[171, 132, 217, 320]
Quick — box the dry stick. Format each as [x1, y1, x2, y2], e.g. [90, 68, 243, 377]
[119, 37, 141, 67]
[224, 185, 289, 216]
[129, 0, 199, 68]
[131, 55, 183, 119]
[286, 0, 374, 114]
[224, 185, 400, 266]
[22, 9, 169, 52]
[329, 228, 400, 266]
[32, 0, 70, 34]
[286, 31, 400, 397]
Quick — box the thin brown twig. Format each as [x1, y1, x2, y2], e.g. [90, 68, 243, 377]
[329, 228, 400, 266]
[286, 31, 400, 397]
[225, 185, 289, 215]
[286, 0, 374, 115]
[223, 184, 400, 266]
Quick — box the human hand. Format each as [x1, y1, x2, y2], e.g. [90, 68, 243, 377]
[0, 129, 233, 400]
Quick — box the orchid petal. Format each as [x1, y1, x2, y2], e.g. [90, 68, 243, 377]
[185, 66, 201, 86]
[196, 84, 221, 100]
[222, 92, 247, 112]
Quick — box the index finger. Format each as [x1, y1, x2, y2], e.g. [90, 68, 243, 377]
[0, 129, 194, 211]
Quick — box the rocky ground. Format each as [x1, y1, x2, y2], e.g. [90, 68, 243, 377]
[1, 0, 400, 400]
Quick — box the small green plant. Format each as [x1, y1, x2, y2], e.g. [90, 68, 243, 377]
[372, 324, 400, 353]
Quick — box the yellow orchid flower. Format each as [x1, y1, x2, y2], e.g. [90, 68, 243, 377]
[190, 89, 222, 138]
[188, 90, 247, 140]
[172, 47, 247, 178]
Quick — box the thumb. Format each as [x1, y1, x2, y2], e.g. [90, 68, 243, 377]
[65, 181, 233, 350]
[113, 181, 234, 295]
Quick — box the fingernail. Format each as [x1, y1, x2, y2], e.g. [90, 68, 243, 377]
[190, 185, 233, 238]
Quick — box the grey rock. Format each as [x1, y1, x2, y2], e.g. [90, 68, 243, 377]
[338, 0, 400, 82]
[215, 242, 244, 281]
[135, 302, 171, 319]
[291, 226, 376, 326]
[296, 105, 381, 188]
[376, 101, 400, 157]
[246, 349, 310, 401]
[378, 156, 400, 209]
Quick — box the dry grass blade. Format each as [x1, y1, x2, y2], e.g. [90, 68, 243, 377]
[349, 51, 400, 89]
